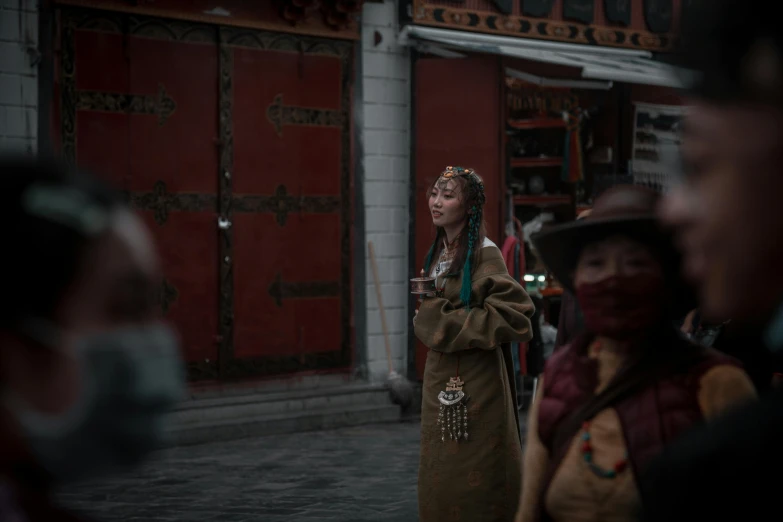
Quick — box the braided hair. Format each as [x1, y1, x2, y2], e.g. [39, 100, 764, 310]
[423, 166, 487, 310]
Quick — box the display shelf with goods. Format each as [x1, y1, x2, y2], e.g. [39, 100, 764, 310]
[508, 118, 567, 130]
[511, 157, 564, 168]
[506, 79, 574, 208]
[631, 103, 689, 192]
[504, 73, 625, 303]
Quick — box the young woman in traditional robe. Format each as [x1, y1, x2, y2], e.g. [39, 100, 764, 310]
[414, 166, 535, 522]
[515, 185, 757, 522]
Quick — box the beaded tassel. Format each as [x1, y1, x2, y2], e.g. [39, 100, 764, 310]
[438, 405, 445, 442]
[456, 405, 462, 439]
[462, 403, 468, 441]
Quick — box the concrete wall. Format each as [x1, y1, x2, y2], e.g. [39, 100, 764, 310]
[361, 0, 411, 381]
[0, 0, 38, 152]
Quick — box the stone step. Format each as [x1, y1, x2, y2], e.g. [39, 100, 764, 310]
[164, 382, 403, 446]
[167, 402, 402, 447]
[185, 372, 355, 400]
[173, 383, 392, 426]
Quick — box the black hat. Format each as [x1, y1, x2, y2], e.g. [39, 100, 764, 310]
[531, 185, 693, 315]
[675, 0, 783, 107]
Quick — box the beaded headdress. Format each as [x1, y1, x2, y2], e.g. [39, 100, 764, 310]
[423, 166, 486, 310]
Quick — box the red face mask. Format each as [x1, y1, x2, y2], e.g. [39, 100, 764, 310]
[575, 274, 667, 341]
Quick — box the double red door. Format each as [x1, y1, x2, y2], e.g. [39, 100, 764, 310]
[57, 7, 354, 380]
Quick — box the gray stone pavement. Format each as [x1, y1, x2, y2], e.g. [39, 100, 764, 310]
[58, 421, 422, 522]
[57, 417, 528, 522]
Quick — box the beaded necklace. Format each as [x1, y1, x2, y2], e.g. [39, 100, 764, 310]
[580, 339, 631, 479]
[580, 421, 629, 479]
[433, 235, 460, 297]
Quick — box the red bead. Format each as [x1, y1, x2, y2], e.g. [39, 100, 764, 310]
[582, 442, 592, 453]
[582, 421, 590, 430]
[614, 460, 627, 473]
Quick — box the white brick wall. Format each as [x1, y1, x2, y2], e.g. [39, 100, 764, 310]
[0, 1, 38, 153]
[362, 0, 411, 382]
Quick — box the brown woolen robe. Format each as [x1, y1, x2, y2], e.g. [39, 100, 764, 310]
[415, 241, 535, 522]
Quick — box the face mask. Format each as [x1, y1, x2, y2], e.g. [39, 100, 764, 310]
[5, 323, 186, 484]
[576, 274, 667, 341]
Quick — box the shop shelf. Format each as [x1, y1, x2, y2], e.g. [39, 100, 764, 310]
[508, 118, 566, 130]
[511, 157, 564, 168]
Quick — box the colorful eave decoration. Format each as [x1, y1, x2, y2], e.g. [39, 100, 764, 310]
[410, 0, 677, 52]
[276, 0, 365, 30]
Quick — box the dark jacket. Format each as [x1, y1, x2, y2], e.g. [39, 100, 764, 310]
[687, 312, 778, 393]
[639, 384, 783, 522]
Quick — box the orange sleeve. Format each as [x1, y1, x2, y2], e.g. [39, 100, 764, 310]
[697, 365, 758, 420]
[516, 376, 549, 522]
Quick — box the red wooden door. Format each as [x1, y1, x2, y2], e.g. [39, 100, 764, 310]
[228, 34, 354, 377]
[60, 11, 221, 376]
[413, 56, 504, 380]
[58, 9, 354, 381]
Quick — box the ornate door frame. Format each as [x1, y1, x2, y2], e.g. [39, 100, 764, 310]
[58, 7, 355, 381]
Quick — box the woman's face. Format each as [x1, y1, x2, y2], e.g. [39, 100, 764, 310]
[574, 235, 663, 286]
[2, 210, 162, 416]
[428, 178, 466, 230]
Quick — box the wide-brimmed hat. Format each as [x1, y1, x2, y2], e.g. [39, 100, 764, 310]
[531, 185, 689, 302]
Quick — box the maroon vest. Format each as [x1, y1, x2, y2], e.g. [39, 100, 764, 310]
[537, 334, 741, 477]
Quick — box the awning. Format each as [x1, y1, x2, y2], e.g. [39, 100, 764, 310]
[399, 25, 693, 89]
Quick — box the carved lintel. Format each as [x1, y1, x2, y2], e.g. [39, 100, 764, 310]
[321, 0, 364, 30]
[276, 0, 322, 25]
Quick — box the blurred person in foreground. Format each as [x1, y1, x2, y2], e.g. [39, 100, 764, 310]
[0, 155, 185, 521]
[641, 0, 783, 519]
[515, 185, 755, 522]
[681, 308, 777, 394]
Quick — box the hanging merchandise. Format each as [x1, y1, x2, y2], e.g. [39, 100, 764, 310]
[562, 109, 585, 184]
[503, 194, 523, 377]
[502, 213, 527, 378]
[515, 217, 528, 376]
